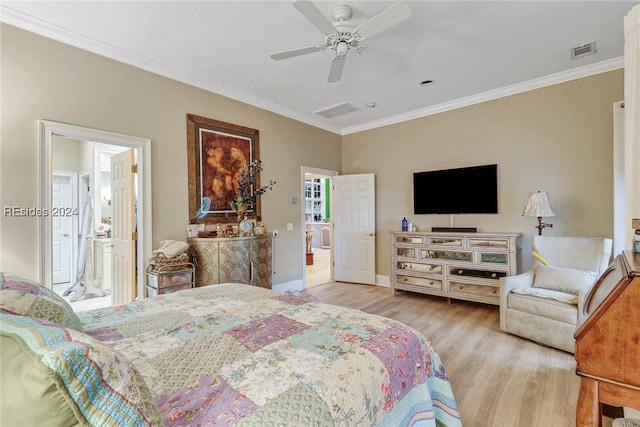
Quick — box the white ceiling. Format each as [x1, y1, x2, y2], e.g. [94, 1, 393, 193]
[1, 1, 636, 135]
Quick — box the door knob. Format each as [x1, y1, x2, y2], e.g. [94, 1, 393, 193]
[367, 233, 374, 237]
[62, 233, 69, 237]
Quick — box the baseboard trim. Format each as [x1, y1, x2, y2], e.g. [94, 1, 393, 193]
[274, 276, 390, 292]
[376, 275, 390, 287]
[272, 280, 304, 294]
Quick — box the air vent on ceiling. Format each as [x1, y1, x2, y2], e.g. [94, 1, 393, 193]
[313, 102, 359, 118]
[571, 41, 597, 59]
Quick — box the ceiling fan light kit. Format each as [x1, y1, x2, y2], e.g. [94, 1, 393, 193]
[336, 41, 349, 57]
[270, 0, 412, 83]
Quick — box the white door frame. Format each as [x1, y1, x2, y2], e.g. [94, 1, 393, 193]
[301, 166, 337, 289]
[39, 120, 152, 300]
[52, 171, 78, 284]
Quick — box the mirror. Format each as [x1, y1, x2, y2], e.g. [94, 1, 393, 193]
[101, 171, 112, 224]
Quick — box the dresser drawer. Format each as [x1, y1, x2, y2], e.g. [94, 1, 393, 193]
[395, 262, 443, 275]
[394, 235, 427, 245]
[396, 275, 442, 290]
[146, 282, 192, 297]
[421, 249, 474, 263]
[395, 246, 418, 260]
[449, 281, 498, 298]
[478, 252, 511, 267]
[147, 268, 193, 289]
[448, 266, 506, 280]
[467, 237, 512, 250]
[428, 236, 463, 248]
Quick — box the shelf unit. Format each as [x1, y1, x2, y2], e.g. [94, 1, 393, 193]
[390, 231, 521, 305]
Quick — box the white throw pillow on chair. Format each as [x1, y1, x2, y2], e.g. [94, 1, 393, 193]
[532, 265, 597, 295]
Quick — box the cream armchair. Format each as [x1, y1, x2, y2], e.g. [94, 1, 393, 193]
[499, 236, 612, 353]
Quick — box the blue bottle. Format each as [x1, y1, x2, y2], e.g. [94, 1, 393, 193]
[402, 217, 408, 232]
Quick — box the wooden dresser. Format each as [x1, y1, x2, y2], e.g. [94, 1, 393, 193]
[574, 251, 640, 427]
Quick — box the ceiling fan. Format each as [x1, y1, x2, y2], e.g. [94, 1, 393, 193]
[270, 0, 412, 83]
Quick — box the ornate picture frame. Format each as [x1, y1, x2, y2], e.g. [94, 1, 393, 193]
[187, 114, 260, 224]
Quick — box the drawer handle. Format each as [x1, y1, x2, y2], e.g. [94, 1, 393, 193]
[492, 289, 497, 294]
[429, 281, 434, 285]
[459, 285, 464, 290]
[403, 278, 408, 282]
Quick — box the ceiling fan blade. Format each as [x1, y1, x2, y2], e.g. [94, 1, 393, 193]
[270, 45, 324, 61]
[327, 55, 346, 83]
[354, 2, 412, 39]
[291, 0, 337, 35]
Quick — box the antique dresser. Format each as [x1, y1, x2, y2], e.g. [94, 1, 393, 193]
[188, 235, 272, 289]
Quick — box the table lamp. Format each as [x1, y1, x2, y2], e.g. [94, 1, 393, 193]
[523, 191, 557, 235]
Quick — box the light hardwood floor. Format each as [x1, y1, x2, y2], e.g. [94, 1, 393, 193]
[306, 248, 331, 288]
[53, 283, 111, 312]
[303, 281, 580, 427]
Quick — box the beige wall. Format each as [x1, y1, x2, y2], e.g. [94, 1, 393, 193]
[0, 24, 342, 284]
[52, 137, 83, 172]
[343, 70, 624, 274]
[0, 23, 623, 284]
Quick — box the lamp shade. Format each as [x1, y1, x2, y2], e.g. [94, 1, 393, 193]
[522, 191, 556, 217]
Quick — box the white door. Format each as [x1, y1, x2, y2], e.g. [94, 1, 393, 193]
[111, 149, 136, 305]
[333, 174, 376, 284]
[52, 174, 73, 284]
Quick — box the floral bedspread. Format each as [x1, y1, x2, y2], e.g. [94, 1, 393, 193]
[80, 284, 461, 426]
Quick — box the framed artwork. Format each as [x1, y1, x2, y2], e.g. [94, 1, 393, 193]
[187, 114, 260, 223]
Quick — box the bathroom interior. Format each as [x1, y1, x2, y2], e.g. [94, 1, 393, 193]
[51, 137, 129, 310]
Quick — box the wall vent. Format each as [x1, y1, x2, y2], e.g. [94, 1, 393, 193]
[571, 41, 597, 59]
[313, 102, 359, 118]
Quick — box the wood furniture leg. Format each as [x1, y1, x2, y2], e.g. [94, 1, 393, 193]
[577, 377, 601, 427]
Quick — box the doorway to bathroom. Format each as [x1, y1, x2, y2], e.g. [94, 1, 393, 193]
[40, 120, 152, 312]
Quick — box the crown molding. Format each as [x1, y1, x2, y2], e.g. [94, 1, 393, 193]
[0, 5, 343, 135]
[2, 5, 624, 137]
[341, 57, 624, 135]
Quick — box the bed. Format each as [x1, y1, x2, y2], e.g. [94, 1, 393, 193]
[1, 273, 461, 426]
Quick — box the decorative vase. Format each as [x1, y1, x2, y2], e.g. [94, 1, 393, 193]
[235, 204, 248, 222]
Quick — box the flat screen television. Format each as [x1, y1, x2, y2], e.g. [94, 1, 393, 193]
[413, 164, 498, 214]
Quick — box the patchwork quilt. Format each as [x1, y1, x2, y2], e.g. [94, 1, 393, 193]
[79, 284, 461, 426]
